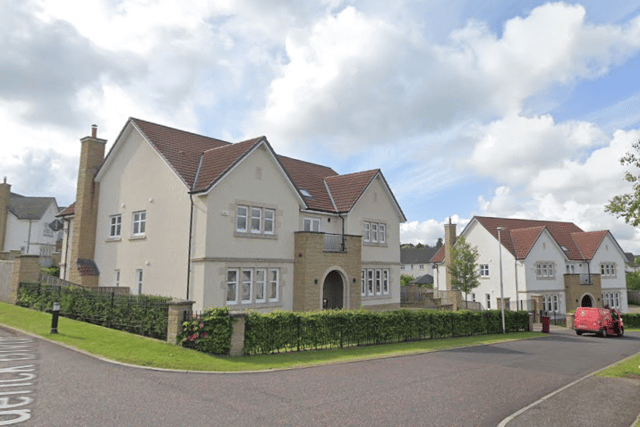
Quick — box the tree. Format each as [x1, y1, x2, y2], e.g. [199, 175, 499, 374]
[626, 271, 640, 291]
[400, 274, 414, 287]
[605, 140, 640, 225]
[448, 236, 481, 309]
[435, 237, 443, 248]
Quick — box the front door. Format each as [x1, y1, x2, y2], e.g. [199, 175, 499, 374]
[581, 294, 593, 307]
[322, 271, 344, 309]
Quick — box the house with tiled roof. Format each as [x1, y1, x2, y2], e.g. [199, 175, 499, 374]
[400, 247, 440, 278]
[431, 216, 629, 314]
[60, 119, 406, 311]
[0, 178, 62, 262]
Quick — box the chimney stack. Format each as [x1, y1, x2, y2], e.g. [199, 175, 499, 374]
[444, 217, 457, 292]
[68, 125, 106, 286]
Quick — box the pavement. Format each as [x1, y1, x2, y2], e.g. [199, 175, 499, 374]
[499, 323, 640, 427]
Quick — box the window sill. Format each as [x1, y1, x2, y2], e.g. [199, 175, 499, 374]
[363, 242, 388, 248]
[129, 235, 147, 241]
[361, 293, 392, 300]
[226, 301, 282, 309]
[233, 231, 278, 240]
[105, 237, 122, 242]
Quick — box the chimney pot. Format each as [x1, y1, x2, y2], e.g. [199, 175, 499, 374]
[91, 124, 97, 138]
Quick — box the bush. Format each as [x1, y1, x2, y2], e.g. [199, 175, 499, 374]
[242, 308, 530, 355]
[17, 283, 172, 340]
[178, 307, 234, 355]
[622, 313, 640, 328]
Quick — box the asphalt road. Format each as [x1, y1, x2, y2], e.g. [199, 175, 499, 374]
[1, 327, 639, 427]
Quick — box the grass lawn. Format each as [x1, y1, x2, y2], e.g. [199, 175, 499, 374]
[0, 302, 543, 372]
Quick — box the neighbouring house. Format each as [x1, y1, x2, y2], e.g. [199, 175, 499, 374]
[60, 119, 406, 311]
[0, 178, 63, 265]
[400, 247, 439, 278]
[410, 273, 434, 288]
[431, 216, 629, 314]
[624, 252, 640, 273]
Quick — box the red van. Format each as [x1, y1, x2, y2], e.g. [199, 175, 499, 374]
[574, 307, 624, 337]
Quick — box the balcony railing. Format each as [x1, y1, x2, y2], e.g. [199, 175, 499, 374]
[324, 233, 346, 252]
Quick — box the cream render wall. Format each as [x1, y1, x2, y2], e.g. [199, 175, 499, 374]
[94, 128, 191, 298]
[191, 144, 302, 311]
[4, 202, 60, 255]
[346, 175, 402, 308]
[590, 233, 628, 312]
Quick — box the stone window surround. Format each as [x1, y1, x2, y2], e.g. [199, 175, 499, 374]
[600, 262, 616, 278]
[535, 261, 555, 279]
[225, 266, 283, 308]
[234, 202, 279, 239]
[361, 267, 391, 298]
[362, 219, 387, 247]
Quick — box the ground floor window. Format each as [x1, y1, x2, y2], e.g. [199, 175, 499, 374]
[361, 268, 391, 297]
[486, 294, 491, 309]
[226, 267, 280, 306]
[602, 291, 621, 309]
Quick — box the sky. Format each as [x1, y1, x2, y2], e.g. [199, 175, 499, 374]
[3, 0, 640, 252]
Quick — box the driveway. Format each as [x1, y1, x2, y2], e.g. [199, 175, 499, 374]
[1, 326, 639, 427]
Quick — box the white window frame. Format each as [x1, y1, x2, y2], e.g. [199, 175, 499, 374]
[136, 269, 143, 295]
[471, 293, 476, 302]
[615, 292, 620, 308]
[486, 294, 491, 309]
[264, 209, 275, 235]
[371, 223, 378, 243]
[553, 294, 558, 312]
[367, 269, 374, 296]
[303, 217, 321, 232]
[536, 262, 554, 278]
[236, 206, 248, 232]
[269, 269, 280, 302]
[601, 263, 616, 277]
[109, 214, 122, 238]
[361, 269, 366, 296]
[241, 269, 253, 304]
[251, 207, 262, 234]
[114, 269, 120, 287]
[255, 269, 266, 303]
[132, 211, 146, 236]
[363, 222, 370, 242]
[383, 269, 389, 295]
[226, 269, 238, 305]
[375, 269, 382, 295]
[480, 264, 489, 277]
[379, 224, 386, 244]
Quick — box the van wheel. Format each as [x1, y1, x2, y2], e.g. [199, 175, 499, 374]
[575, 330, 582, 336]
[601, 328, 607, 338]
[618, 327, 624, 337]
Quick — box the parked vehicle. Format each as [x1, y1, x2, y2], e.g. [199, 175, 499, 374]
[574, 307, 624, 337]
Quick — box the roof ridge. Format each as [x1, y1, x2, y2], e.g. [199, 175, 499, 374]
[202, 136, 263, 154]
[130, 117, 232, 145]
[325, 168, 380, 180]
[276, 154, 338, 174]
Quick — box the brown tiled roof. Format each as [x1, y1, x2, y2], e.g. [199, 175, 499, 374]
[76, 259, 99, 276]
[120, 118, 399, 215]
[509, 226, 545, 259]
[194, 137, 265, 192]
[431, 245, 445, 263]
[131, 117, 230, 188]
[571, 231, 608, 261]
[275, 156, 338, 212]
[325, 170, 379, 212]
[473, 216, 585, 260]
[57, 202, 75, 217]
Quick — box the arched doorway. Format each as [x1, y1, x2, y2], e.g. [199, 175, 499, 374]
[322, 270, 344, 309]
[580, 294, 594, 307]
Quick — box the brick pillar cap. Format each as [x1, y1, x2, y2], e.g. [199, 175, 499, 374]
[229, 311, 248, 318]
[168, 299, 195, 305]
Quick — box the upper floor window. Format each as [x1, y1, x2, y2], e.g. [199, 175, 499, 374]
[236, 206, 248, 232]
[109, 214, 122, 238]
[536, 262, 554, 278]
[600, 263, 616, 277]
[479, 264, 489, 277]
[364, 221, 387, 245]
[236, 205, 276, 236]
[303, 217, 321, 232]
[132, 211, 146, 236]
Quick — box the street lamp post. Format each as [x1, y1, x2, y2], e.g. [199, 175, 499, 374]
[497, 227, 506, 334]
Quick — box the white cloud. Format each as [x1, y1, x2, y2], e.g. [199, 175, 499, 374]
[400, 215, 470, 245]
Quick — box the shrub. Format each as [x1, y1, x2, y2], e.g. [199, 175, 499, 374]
[178, 307, 234, 355]
[622, 313, 640, 328]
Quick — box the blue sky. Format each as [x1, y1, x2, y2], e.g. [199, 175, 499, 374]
[3, 0, 640, 251]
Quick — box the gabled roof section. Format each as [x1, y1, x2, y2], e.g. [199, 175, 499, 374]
[401, 247, 440, 264]
[509, 226, 545, 260]
[193, 137, 266, 192]
[412, 274, 434, 285]
[130, 117, 230, 188]
[8, 193, 57, 220]
[57, 202, 75, 217]
[571, 231, 608, 261]
[471, 216, 585, 260]
[325, 170, 378, 212]
[431, 245, 445, 263]
[277, 156, 338, 212]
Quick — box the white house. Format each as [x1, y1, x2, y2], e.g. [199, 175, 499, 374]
[0, 178, 62, 262]
[61, 119, 406, 311]
[432, 216, 629, 314]
[400, 247, 439, 278]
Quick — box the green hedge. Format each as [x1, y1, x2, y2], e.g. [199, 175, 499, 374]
[17, 282, 172, 340]
[178, 307, 234, 355]
[622, 313, 640, 328]
[243, 309, 530, 355]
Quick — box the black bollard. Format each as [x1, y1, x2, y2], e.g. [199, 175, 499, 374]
[51, 302, 60, 334]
